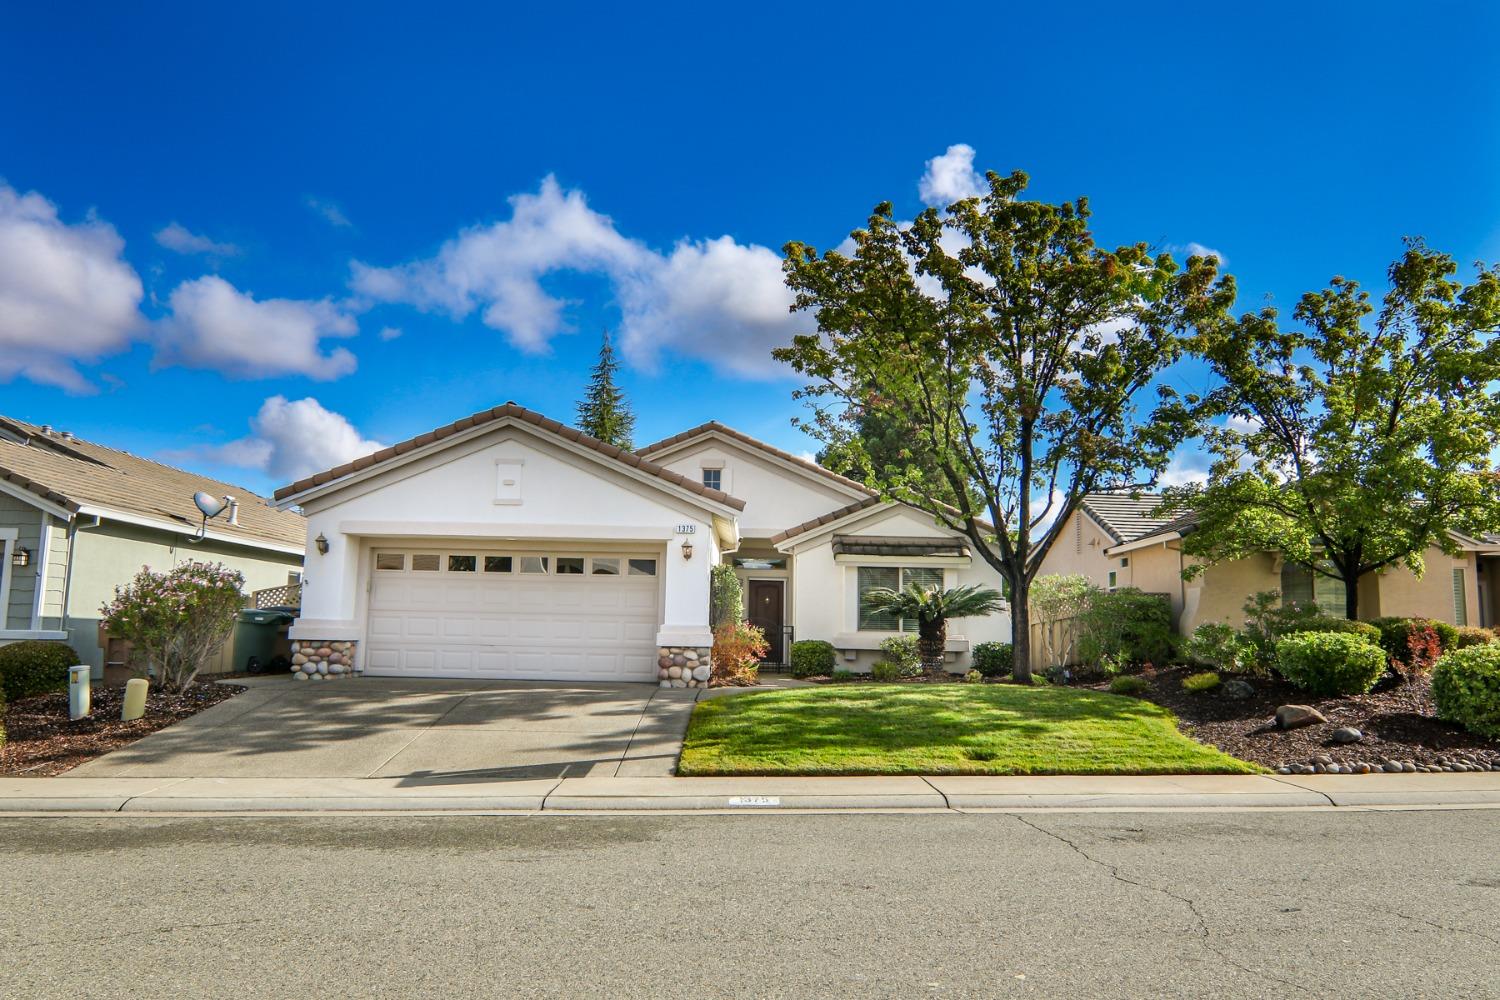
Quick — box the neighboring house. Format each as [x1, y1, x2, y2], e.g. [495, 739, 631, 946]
[0, 415, 306, 676]
[1038, 492, 1500, 633]
[272, 405, 1010, 683]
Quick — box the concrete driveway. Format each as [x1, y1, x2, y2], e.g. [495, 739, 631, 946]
[69, 677, 698, 780]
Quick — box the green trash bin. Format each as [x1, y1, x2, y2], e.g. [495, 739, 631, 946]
[234, 609, 295, 674]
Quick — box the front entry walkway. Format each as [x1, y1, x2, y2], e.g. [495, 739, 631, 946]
[69, 677, 697, 780]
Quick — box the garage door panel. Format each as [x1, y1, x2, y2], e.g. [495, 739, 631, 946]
[366, 549, 663, 681]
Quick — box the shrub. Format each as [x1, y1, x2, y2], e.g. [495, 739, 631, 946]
[870, 660, 905, 682]
[1274, 632, 1386, 696]
[101, 562, 244, 693]
[1182, 670, 1221, 693]
[877, 634, 921, 678]
[1431, 644, 1500, 739]
[963, 669, 983, 684]
[788, 640, 836, 679]
[1241, 591, 1326, 670]
[1369, 617, 1443, 680]
[0, 640, 81, 701]
[1428, 619, 1460, 652]
[1078, 588, 1176, 669]
[1185, 623, 1256, 675]
[971, 642, 1013, 678]
[711, 621, 768, 686]
[1455, 626, 1495, 650]
[1288, 617, 1383, 647]
[830, 669, 855, 683]
[709, 565, 742, 627]
[1109, 675, 1149, 696]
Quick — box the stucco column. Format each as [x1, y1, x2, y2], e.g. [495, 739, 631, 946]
[655, 527, 712, 650]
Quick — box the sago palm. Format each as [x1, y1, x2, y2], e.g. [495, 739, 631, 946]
[861, 582, 1006, 676]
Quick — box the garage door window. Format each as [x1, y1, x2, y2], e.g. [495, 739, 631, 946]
[484, 556, 513, 573]
[448, 555, 477, 572]
[520, 556, 549, 574]
[591, 557, 620, 575]
[556, 556, 585, 575]
[628, 558, 657, 576]
[375, 553, 405, 571]
[411, 554, 441, 572]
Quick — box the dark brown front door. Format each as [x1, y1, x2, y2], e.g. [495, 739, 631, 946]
[747, 580, 785, 662]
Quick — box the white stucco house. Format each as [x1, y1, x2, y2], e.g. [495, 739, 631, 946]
[272, 404, 1011, 684]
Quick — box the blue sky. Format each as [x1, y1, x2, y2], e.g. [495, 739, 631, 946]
[2, 2, 1497, 498]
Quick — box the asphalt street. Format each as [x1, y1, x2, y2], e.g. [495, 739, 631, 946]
[2, 809, 1497, 999]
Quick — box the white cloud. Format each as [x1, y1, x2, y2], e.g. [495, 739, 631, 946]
[1157, 452, 1211, 488]
[0, 183, 143, 391]
[190, 395, 385, 482]
[351, 175, 800, 376]
[154, 222, 239, 257]
[1169, 242, 1228, 266]
[156, 275, 358, 380]
[918, 143, 986, 206]
[306, 196, 352, 228]
[378, 325, 402, 341]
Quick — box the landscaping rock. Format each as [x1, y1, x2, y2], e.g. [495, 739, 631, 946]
[1275, 705, 1328, 730]
[1220, 679, 1255, 700]
[1331, 727, 1363, 744]
[691, 664, 711, 682]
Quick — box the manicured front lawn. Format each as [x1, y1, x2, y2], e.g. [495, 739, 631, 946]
[679, 684, 1260, 776]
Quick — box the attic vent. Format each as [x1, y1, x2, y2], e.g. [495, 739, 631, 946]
[1074, 513, 1082, 554]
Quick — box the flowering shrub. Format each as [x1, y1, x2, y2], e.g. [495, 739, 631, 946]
[100, 562, 245, 693]
[711, 621, 767, 687]
[1370, 617, 1443, 681]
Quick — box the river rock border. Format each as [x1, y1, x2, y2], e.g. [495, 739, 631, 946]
[658, 646, 711, 689]
[291, 640, 359, 681]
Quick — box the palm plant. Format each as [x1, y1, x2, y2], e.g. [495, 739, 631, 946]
[861, 583, 1006, 676]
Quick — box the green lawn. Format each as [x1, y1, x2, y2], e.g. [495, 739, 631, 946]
[679, 684, 1260, 776]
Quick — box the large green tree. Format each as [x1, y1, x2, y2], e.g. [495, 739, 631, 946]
[575, 330, 636, 450]
[775, 170, 1230, 680]
[815, 405, 961, 505]
[1163, 242, 1500, 619]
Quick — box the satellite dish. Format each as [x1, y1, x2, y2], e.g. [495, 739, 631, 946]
[194, 492, 227, 519]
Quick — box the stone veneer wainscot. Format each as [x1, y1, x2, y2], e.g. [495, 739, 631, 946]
[658, 646, 712, 688]
[291, 640, 359, 680]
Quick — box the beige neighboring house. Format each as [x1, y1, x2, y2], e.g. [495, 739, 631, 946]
[1038, 492, 1500, 633]
[0, 415, 306, 677]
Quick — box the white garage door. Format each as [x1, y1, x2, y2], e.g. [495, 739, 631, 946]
[364, 548, 662, 681]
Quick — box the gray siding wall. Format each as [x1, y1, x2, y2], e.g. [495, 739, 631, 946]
[0, 490, 52, 630]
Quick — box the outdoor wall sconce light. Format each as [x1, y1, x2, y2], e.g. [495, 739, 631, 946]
[680, 541, 694, 561]
[11, 546, 30, 567]
[315, 533, 330, 555]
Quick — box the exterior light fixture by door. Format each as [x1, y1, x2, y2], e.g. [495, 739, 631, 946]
[315, 533, 330, 555]
[11, 546, 30, 567]
[680, 541, 694, 560]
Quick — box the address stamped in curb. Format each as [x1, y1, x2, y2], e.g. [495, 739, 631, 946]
[727, 796, 781, 807]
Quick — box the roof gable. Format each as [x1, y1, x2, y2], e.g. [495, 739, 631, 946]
[274, 403, 746, 513]
[637, 422, 873, 499]
[1078, 492, 1175, 544]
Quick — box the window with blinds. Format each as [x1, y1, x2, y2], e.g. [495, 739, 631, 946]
[1453, 567, 1468, 627]
[1280, 563, 1349, 618]
[857, 566, 945, 631]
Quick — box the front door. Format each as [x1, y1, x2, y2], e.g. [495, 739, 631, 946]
[747, 580, 785, 663]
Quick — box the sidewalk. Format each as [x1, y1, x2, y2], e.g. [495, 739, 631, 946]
[3, 771, 1500, 814]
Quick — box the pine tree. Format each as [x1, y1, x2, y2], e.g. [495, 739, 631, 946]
[575, 330, 636, 450]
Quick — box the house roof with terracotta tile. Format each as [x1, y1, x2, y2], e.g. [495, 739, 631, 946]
[273, 403, 747, 511]
[0, 415, 305, 551]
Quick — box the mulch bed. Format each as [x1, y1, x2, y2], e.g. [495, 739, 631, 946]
[1110, 665, 1499, 773]
[0, 681, 243, 777]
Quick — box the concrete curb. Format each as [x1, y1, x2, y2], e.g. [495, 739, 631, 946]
[3, 773, 1499, 814]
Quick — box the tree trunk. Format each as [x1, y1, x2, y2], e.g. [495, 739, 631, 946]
[918, 621, 947, 677]
[1344, 573, 1360, 621]
[1011, 586, 1033, 683]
